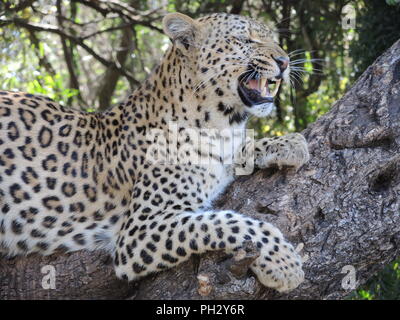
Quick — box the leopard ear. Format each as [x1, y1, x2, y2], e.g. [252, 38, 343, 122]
[162, 13, 198, 53]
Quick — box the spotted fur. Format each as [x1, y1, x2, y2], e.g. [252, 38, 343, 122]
[0, 13, 309, 292]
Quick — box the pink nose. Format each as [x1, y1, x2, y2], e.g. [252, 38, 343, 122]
[273, 56, 289, 73]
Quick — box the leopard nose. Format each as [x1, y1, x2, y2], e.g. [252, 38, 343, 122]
[273, 56, 289, 73]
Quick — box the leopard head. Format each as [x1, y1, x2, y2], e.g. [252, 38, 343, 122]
[162, 12, 290, 122]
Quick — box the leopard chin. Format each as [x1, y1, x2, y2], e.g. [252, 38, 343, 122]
[245, 101, 276, 118]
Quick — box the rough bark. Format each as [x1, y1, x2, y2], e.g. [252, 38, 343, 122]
[1, 39, 400, 300]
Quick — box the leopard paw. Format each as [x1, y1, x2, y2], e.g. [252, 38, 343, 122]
[255, 133, 310, 170]
[250, 237, 304, 292]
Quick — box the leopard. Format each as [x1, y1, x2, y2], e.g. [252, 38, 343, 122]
[0, 12, 310, 293]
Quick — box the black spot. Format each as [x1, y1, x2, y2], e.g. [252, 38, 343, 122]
[165, 239, 173, 250]
[57, 141, 69, 156]
[42, 154, 57, 172]
[17, 240, 28, 251]
[176, 247, 187, 257]
[109, 215, 120, 225]
[70, 202, 85, 213]
[120, 253, 127, 265]
[31, 229, 45, 238]
[263, 230, 271, 237]
[228, 236, 236, 244]
[11, 220, 23, 234]
[42, 216, 57, 228]
[38, 126, 53, 147]
[42, 196, 63, 213]
[140, 249, 153, 264]
[2, 204, 10, 214]
[73, 233, 86, 245]
[231, 226, 240, 233]
[132, 262, 146, 273]
[36, 242, 49, 251]
[61, 182, 76, 197]
[216, 227, 224, 239]
[178, 231, 186, 242]
[146, 242, 157, 252]
[4, 148, 15, 159]
[215, 88, 224, 96]
[83, 184, 97, 202]
[7, 122, 20, 141]
[189, 239, 198, 251]
[189, 223, 195, 233]
[9, 183, 30, 203]
[161, 253, 178, 263]
[46, 177, 57, 190]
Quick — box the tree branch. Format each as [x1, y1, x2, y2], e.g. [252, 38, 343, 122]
[96, 23, 135, 111]
[1, 39, 400, 300]
[2, 0, 36, 12]
[230, 0, 245, 14]
[0, 16, 141, 86]
[70, 0, 164, 33]
[26, 29, 56, 76]
[56, 0, 84, 107]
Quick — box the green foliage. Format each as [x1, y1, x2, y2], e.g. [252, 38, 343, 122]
[0, 25, 78, 105]
[350, 0, 400, 78]
[349, 259, 400, 300]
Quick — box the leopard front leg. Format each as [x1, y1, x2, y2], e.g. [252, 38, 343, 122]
[254, 133, 310, 170]
[114, 209, 304, 293]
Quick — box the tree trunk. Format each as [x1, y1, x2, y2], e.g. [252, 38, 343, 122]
[97, 25, 135, 111]
[1, 39, 400, 300]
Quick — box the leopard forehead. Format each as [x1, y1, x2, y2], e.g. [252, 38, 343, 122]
[197, 13, 276, 42]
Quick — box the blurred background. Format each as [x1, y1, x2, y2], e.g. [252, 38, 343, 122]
[0, 0, 399, 299]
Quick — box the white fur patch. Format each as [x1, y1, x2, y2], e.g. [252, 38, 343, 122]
[246, 102, 276, 118]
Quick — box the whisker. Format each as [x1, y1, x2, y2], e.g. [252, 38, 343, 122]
[290, 58, 325, 64]
[288, 52, 307, 59]
[289, 49, 318, 56]
[290, 72, 304, 86]
[291, 67, 324, 74]
[288, 49, 307, 56]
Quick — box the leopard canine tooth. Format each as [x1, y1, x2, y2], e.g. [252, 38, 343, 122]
[260, 78, 267, 96]
[261, 86, 267, 97]
[260, 78, 267, 89]
[271, 79, 281, 97]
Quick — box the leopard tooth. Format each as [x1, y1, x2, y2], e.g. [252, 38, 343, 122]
[260, 78, 267, 96]
[261, 86, 267, 97]
[260, 77, 267, 89]
[271, 79, 281, 97]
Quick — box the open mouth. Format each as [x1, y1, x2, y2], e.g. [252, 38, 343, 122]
[237, 69, 281, 107]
